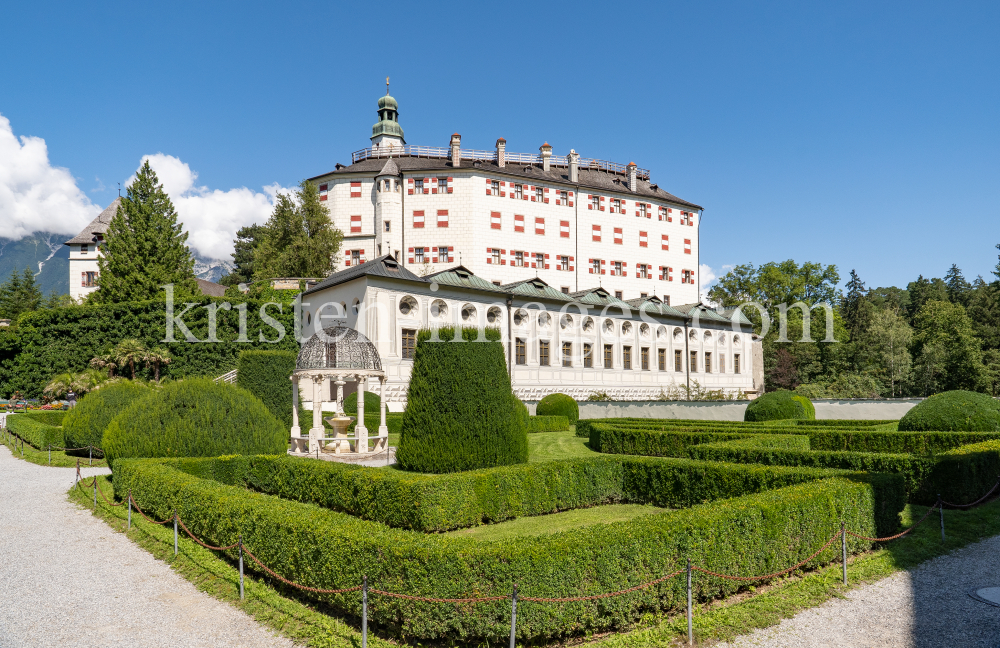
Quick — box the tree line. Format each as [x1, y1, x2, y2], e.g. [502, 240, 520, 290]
[708, 247, 1000, 397]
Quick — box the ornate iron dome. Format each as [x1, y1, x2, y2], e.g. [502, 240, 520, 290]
[296, 326, 383, 372]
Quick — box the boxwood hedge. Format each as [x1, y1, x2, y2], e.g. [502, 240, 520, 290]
[344, 390, 381, 415]
[527, 415, 570, 433]
[536, 393, 579, 424]
[7, 414, 63, 449]
[899, 390, 1000, 432]
[112, 456, 902, 641]
[744, 390, 815, 422]
[236, 350, 297, 426]
[24, 411, 67, 426]
[63, 381, 151, 450]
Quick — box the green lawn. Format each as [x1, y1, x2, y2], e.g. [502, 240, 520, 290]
[527, 428, 597, 462]
[445, 503, 670, 541]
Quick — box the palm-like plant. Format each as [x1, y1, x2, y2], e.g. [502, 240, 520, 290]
[113, 339, 148, 380]
[145, 347, 172, 382]
[90, 353, 117, 378]
[43, 373, 75, 400]
[43, 369, 108, 400]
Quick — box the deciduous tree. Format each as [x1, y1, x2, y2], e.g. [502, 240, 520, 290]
[253, 181, 343, 280]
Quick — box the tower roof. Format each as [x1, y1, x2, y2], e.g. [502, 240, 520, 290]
[376, 158, 401, 177]
[377, 94, 398, 111]
[372, 91, 404, 143]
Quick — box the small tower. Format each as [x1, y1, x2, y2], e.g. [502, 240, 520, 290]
[371, 81, 405, 152]
[374, 158, 402, 257]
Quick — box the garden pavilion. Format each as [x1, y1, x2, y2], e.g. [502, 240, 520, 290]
[289, 326, 389, 456]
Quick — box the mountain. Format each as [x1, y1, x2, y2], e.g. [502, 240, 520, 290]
[0, 232, 70, 295]
[0, 232, 232, 295]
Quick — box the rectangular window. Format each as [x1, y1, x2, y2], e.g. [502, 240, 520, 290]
[615, 290, 623, 299]
[562, 342, 572, 367]
[658, 348, 666, 371]
[734, 354, 741, 374]
[351, 250, 361, 265]
[682, 269, 693, 284]
[533, 252, 545, 268]
[384, 221, 391, 232]
[516, 338, 527, 365]
[437, 210, 449, 227]
[401, 329, 416, 360]
[559, 190, 568, 206]
[674, 349, 682, 372]
[623, 346, 632, 370]
[491, 249, 501, 265]
[641, 347, 649, 371]
[438, 177, 449, 193]
[413, 211, 425, 228]
[639, 203, 647, 218]
[638, 263, 649, 279]
[514, 184, 523, 199]
[613, 261, 623, 276]
[82, 271, 97, 287]
[661, 266, 672, 281]
[414, 179, 424, 192]
[592, 259, 602, 274]
[515, 251, 525, 267]
[539, 340, 550, 366]
[81, 244, 89, 254]
[690, 351, 698, 372]
[705, 352, 712, 374]
[583, 343, 594, 368]
[535, 187, 543, 202]
[591, 195, 600, 210]
[560, 255, 569, 271]
[613, 198, 622, 213]
[438, 247, 449, 263]
[491, 180, 500, 195]
[603, 344, 614, 368]
[561, 286, 570, 294]
[414, 247, 425, 264]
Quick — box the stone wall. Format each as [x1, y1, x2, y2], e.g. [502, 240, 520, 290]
[525, 398, 923, 421]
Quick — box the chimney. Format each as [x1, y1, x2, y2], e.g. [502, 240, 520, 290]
[568, 149, 579, 183]
[496, 137, 506, 168]
[539, 142, 552, 172]
[627, 161, 637, 192]
[450, 133, 461, 167]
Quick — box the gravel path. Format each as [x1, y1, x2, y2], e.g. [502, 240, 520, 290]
[0, 446, 296, 648]
[716, 534, 1000, 648]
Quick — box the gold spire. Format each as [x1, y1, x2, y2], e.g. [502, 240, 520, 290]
[386, 76, 389, 95]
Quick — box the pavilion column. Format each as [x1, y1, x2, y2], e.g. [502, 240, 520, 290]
[290, 374, 301, 452]
[378, 377, 388, 450]
[310, 374, 325, 454]
[356, 376, 369, 453]
[334, 378, 346, 453]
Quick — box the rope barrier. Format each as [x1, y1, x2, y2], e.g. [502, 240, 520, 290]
[241, 545, 364, 595]
[692, 530, 842, 582]
[846, 501, 940, 542]
[940, 477, 1000, 509]
[520, 569, 686, 602]
[127, 495, 172, 525]
[176, 516, 239, 551]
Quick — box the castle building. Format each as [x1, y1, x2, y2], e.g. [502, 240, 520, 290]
[65, 198, 120, 302]
[300, 92, 761, 407]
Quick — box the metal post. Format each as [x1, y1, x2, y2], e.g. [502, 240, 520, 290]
[127, 490, 132, 530]
[841, 521, 847, 586]
[687, 558, 693, 646]
[239, 535, 245, 600]
[48, 445, 51, 465]
[174, 510, 178, 556]
[509, 584, 518, 648]
[75, 460, 79, 486]
[362, 575, 368, 648]
[89, 446, 92, 467]
[93, 479, 97, 511]
[939, 496, 945, 542]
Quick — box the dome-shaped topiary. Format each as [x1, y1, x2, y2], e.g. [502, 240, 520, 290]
[102, 378, 287, 467]
[899, 390, 1000, 432]
[396, 327, 528, 473]
[744, 390, 816, 422]
[63, 381, 151, 450]
[344, 390, 381, 415]
[536, 393, 579, 425]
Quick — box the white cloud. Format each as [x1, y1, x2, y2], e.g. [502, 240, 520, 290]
[134, 153, 291, 260]
[700, 263, 718, 304]
[0, 113, 99, 239]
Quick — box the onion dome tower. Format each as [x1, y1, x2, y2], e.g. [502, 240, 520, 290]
[371, 78, 405, 151]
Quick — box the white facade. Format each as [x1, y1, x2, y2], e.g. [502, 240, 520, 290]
[65, 198, 119, 302]
[298, 259, 757, 409]
[309, 95, 702, 306]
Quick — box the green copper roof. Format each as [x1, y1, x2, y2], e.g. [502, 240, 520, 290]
[372, 93, 404, 141]
[503, 278, 573, 302]
[378, 94, 398, 110]
[425, 266, 506, 293]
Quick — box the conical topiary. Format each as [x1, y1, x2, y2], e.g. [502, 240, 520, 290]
[396, 327, 528, 473]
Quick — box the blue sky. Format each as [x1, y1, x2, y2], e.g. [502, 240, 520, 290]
[2, 1, 998, 291]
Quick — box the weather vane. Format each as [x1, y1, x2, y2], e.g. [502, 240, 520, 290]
[386, 76, 390, 94]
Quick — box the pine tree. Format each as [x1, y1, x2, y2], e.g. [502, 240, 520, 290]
[841, 269, 868, 339]
[220, 223, 265, 287]
[0, 268, 43, 320]
[944, 263, 972, 305]
[92, 160, 198, 304]
[253, 181, 343, 280]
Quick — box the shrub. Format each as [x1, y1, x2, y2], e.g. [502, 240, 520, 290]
[113, 457, 901, 641]
[24, 411, 67, 426]
[347, 412, 404, 436]
[397, 328, 527, 473]
[744, 390, 815, 422]
[898, 390, 1000, 432]
[236, 350, 297, 426]
[809, 430, 1000, 454]
[343, 390, 381, 415]
[102, 378, 286, 466]
[7, 414, 63, 449]
[63, 381, 151, 450]
[527, 415, 570, 433]
[536, 393, 579, 424]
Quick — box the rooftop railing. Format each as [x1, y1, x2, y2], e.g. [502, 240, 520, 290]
[351, 146, 650, 180]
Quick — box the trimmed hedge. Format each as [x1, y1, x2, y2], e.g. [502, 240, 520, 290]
[344, 391, 381, 416]
[236, 350, 297, 426]
[793, 419, 897, 428]
[113, 456, 902, 641]
[7, 414, 63, 449]
[527, 415, 570, 433]
[922, 440, 1000, 505]
[899, 390, 1000, 432]
[590, 423, 752, 457]
[808, 430, 1000, 454]
[397, 328, 527, 473]
[102, 379, 286, 467]
[63, 381, 151, 450]
[24, 411, 67, 426]
[744, 390, 815, 422]
[347, 412, 404, 436]
[536, 393, 579, 425]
